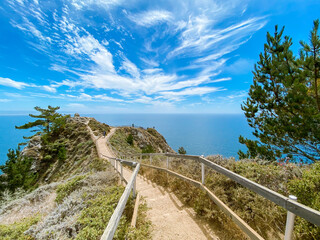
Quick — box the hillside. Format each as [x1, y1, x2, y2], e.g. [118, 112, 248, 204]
[0, 115, 173, 239]
[1, 115, 319, 240]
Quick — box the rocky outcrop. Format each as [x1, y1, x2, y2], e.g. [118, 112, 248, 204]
[22, 135, 42, 172]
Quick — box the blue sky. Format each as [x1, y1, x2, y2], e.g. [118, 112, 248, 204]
[0, 0, 319, 114]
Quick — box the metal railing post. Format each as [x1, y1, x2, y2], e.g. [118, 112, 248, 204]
[150, 155, 152, 165]
[115, 160, 118, 172]
[166, 155, 169, 169]
[284, 195, 297, 240]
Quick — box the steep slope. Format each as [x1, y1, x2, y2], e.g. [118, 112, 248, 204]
[0, 116, 150, 239]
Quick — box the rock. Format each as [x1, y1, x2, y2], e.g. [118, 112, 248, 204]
[22, 135, 42, 172]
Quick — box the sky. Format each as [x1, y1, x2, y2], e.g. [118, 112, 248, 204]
[0, 0, 319, 114]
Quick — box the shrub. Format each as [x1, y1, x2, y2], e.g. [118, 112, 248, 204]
[142, 145, 154, 153]
[288, 162, 320, 239]
[0, 148, 38, 193]
[126, 134, 134, 145]
[178, 147, 186, 154]
[55, 175, 86, 204]
[0, 215, 41, 239]
[76, 186, 132, 240]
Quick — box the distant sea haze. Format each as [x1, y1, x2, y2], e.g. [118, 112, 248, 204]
[0, 114, 252, 165]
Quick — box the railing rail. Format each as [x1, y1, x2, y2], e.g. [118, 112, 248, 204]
[163, 153, 320, 226]
[100, 150, 320, 239]
[100, 156, 140, 240]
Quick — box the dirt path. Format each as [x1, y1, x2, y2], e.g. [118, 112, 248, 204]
[92, 127, 217, 240]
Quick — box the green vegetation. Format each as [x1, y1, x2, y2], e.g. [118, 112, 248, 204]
[16, 106, 69, 141]
[0, 215, 41, 240]
[76, 186, 151, 240]
[288, 162, 320, 239]
[239, 20, 320, 162]
[138, 156, 315, 239]
[55, 175, 87, 204]
[126, 202, 152, 240]
[110, 128, 142, 155]
[0, 148, 37, 193]
[76, 186, 129, 239]
[141, 145, 154, 153]
[127, 134, 134, 145]
[88, 119, 110, 137]
[178, 146, 186, 154]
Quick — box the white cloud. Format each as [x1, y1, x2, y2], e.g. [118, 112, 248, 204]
[69, 0, 124, 10]
[42, 85, 57, 93]
[128, 10, 173, 27]
[66, 103, 86, 109]
[120, 57, 140, 79]
[0, 77, 29, 89]
[169, 16, 267, 58]
[0, 99, 11, 102]
[4, 0, 267, 111]
[160, 87, 223, 97]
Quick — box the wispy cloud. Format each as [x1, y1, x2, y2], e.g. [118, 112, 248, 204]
[0, 77, 29, 89]
[3, 0, 269, 112]
[128, 10, 173, 27]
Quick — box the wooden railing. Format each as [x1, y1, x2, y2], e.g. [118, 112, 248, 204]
[100, 152, 320, 240]
[100, 158, 140, 240]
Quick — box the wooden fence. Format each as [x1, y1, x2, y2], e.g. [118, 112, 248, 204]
[100, 152, 320, 240]
[100, 159, 140, 240]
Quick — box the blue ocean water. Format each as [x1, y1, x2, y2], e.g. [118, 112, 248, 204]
[0, 114, 252, 165]
[0, 115, 32, 166]
[88, 114, 252, 158]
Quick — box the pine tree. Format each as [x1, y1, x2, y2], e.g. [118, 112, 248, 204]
[15, 106, 66, 140]
[178, 147, 187, 155]
[239, 20, 320, 162]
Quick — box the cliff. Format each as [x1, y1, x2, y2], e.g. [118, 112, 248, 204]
[0, 116, 170, 239]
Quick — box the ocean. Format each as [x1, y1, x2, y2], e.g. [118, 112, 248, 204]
[0, 114, 252, 165]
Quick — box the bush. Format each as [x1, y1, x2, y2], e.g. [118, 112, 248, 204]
[57, 146, 67, 162]
[142, 145, 154, 153]
[178, 147, 186, 154]
[55, 175, 86, 204]
[126, 134, 134, 145]
[288, 162, 320, 239]
[76, 186, 132, 240]
[0, 215, 41, 239]
[0, 148, 38, 193]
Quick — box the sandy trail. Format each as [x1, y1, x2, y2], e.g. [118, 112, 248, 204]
[91, 126, 217, 240]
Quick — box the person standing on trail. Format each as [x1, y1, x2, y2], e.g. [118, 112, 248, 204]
[103, 131, 106, 138]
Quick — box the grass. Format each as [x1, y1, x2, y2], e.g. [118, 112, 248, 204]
[0, 215, 41, 240]
[55, 175, 87, 204]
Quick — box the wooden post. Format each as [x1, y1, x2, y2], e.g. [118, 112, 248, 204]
[166, 155, 169, 169]
[150, 155, 152, 165]
[130, 193, 140, 228]
[201, 163, 205, 184]
[115, 160, 118, 172]
[285, 195, 297, 240]
[201, 155, 205, 184]
[132, 163, 137, 198]
[120, 161, 123, 184]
